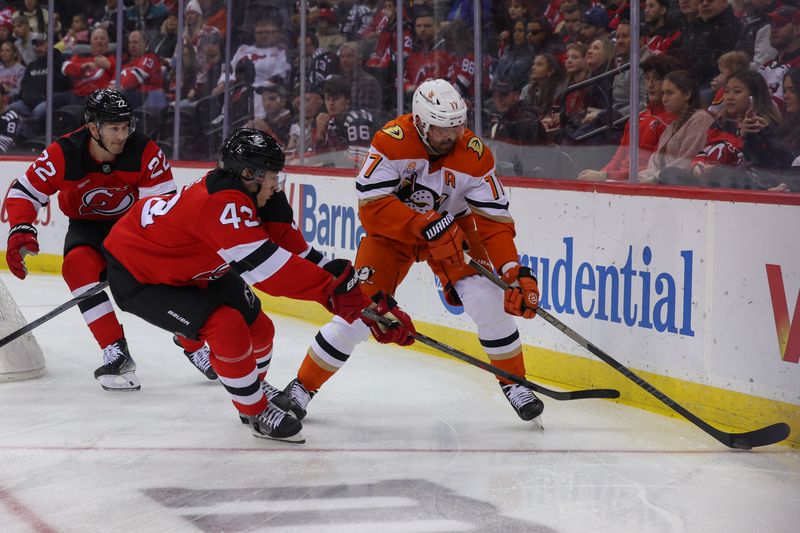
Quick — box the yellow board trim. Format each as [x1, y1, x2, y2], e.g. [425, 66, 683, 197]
[5, 256, 797, 448]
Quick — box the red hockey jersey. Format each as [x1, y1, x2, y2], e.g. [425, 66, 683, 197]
[61, 54, 117, 96]
[119, 53, 163, 93]
[104, 171, 334, 305]
[5, 127, 175, 226]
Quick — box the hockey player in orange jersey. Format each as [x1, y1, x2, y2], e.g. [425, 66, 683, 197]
[278, 78, 544, 423]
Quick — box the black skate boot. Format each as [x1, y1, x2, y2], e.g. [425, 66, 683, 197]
[247, 402, 304, 443]
[239, 380, 290, 425]
[94, 338, 140, 391]
[282, 379, 316, 420]
[500, 382, 544, 421]
[173, 335, 218, 380]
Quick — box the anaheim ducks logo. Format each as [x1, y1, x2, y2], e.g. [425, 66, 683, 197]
[381, 124, 403, 140]
[79, 187, 135, 216]
[397, 182, 440, 214]
[467, 137, 484, 158]
[356, 266, 375, 284]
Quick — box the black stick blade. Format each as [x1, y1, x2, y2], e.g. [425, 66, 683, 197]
[566, 388, 621, 400]
[725, 422, 791, 450]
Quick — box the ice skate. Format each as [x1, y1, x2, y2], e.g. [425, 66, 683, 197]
[239, 380, 290, 425]
[282, 378, 316, 420]
[500, 382, 544, 421]
[94, 338, 140, 392]
[247, 402, 304, 443]
[172, 336, 218, 380]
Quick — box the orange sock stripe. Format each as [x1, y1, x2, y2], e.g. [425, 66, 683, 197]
[489, 351, 526, 385]
[297, 353, 336, 392]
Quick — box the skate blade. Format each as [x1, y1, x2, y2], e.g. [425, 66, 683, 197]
[251, 428, 305, 444]
[97, 372, 141, 392]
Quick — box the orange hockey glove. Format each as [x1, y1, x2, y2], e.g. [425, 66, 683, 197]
[6, 224, 39, 280]
[362, 291, 416, 346]
[501, 265, 539, 319]
[410, 211, 467, 268]
[322, 259, 369, 323]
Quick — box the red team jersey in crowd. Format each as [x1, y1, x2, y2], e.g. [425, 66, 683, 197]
[104, 171, 334, 305]
[119, 53, 163, 93]
[5, 127, 175, 226]
[61, 54, 117, 96]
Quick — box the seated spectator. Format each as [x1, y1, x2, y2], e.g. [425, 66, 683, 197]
[493, 19, 535, 98]
[645, 0, 681, 54]
[579, 6, 610, 45]
[12, 15, 35, 65]
[578, 38, 615, 127]
[558, 4, 583, 46]
[149, 12, 178, 67]
[13, 0, 58, 36]
[183, 0, 221, 65]
[520, 53, 567, 116]
[365, 0, 412, 86]
[769, 67, 800, 191]
[736, 0, 778, 68]
[440, 19, 492, 105]
[125, 0, 169, 34]
[315, 77, 374, 153]
[340, 0, 373, 42]
[674, 0, 741, 95]
[0, 40, 24, 104]
[708, 51, 750, 116]
[612, 20, 649, 118]
[0, 19, 13, 46]
[287, 82, 324, 157]
[759, 6, 800, 108]
[213, 18, 290, 118]
[403, 8, 450, 99]
[682, 70, 785, 188]
[638, 70, 714, 183]
[62, 28, 115, 100]
[193, 35, 223, 101]
[486, 76, 543, 145]
[92, 0, 121, 44]
[165, 45, 198, 104]
[526, 17, 565, 57]
[498, 0, 540, 55]
[245, 83, 293, 147]
[338, 41, 381, 111]
[295, 31, 340, 93]
[8, 36, 70, 130]
[0, 95, 24, 153]
[578, 54, 680, 181]
[198, 0, 227, 39]
[113, 30, 165, 111]
[541, 42, 589, 135]
[55, 13, 90, 53]
[316, 6, 346, 53]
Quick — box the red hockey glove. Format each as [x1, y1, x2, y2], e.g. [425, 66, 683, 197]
[500, 265, 539, 319]
[362, 291, 416, 346]
[410, 211, 467, 267]
[6, 224, 39, 280]
[322, 258, 369, 323]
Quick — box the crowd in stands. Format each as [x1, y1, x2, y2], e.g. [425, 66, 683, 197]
[0, 0, 796, 191]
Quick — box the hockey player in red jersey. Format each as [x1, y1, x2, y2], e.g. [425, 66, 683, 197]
[278, 79, 545, 424]
[4, 89, 177, 392]
[102, 128, 415, 442]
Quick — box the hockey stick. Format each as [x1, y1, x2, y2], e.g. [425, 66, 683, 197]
[362, 308, 620, 401]
[0, 281, 110, 349]
[468, 256, 791, 449]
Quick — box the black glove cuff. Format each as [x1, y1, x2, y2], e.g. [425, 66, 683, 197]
[305, 247, 325, 265]
[9, 223, 37, 237]
[518, 266, 537, 283]
[419, 211, 454, 241]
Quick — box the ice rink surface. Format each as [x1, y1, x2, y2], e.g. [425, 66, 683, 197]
[0, 272, 798, 533]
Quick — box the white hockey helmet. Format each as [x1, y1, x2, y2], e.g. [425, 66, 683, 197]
[412, 79, 467, 143]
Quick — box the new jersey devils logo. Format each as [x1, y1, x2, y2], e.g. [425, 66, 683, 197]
[192, 263, 231, 281]
[79, 187, 135, 216]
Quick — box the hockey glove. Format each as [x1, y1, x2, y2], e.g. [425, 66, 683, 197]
[6, 224, 39, 280]
[410, 210, 467, 268]
[362, 291, 416, 346]
[501, 265, 539, 319]
[322, 258, 368, 323]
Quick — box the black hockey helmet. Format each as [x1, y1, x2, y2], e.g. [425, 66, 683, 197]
[219, 128, 285, 179]
[84, 89, 134, 126]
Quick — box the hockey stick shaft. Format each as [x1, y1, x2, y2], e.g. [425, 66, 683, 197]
[362, 308, 619, 401]
[0, 281, 110, 349]
[468, 257, 791, 449]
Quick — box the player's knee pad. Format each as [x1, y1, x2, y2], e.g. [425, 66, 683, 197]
[456, 275, 521, 355]
[201, 305, 252, 363]
[310, 315, 371, 370]
[62, 245, 106, 291]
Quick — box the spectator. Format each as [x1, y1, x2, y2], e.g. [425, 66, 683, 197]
[498, 0, 540, 55]
[526, 17, 565, 56]
[365, 0, 412, 75]
[0, 40, 24, 104]
[338, 41, 381, 111]
[62, 28, 115, 100]
[486, 76, 543, 145]
[521, 53, 567, 116]
[193, 35, 224, 101]
[579, 6, 610, 45]
[183, 0, 220, 65]
[578, 53, 680, 181]
[441, 19, 493, 105]
[769, 68, 800, 191]
[579, 38, 615, 127]
[245, 83, 293, 147]
[559, 4, 583, 45]
[198, 0, 227, 39]
[403, 9, 449, 98]
[340, 0, 373, 42]
[8, 35, 70, 129]
[165, 44, 198, 104]
[287, 82, 324, 157]
[93, 0, 121, 43]
[316, 6, 345, 52]
[0, 19, 12, 46]
[13, 0, 58, 36]
[296, 31, 340, 93]
[759, 6, 800, 107]
[493, 19, 535, 96]
[736, 0, 779, 67]
[12, 15, 35, 65]
[0, 95, 24, 153]
[124, 0, 169, 35]
[114, 30, 165, 111]
[149, 12, 178, 66]
[541, 42, 590, 134]
[55, 13, 90, 53]
[213, 18, 290, 118]
[708, 51, 750, 116]
[645, 0, 681, 54]
[675, 0, 741, 93]
[315, 76, 374, 153]
[639, 70, 714, 183]
[612, 20, 649, 118]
